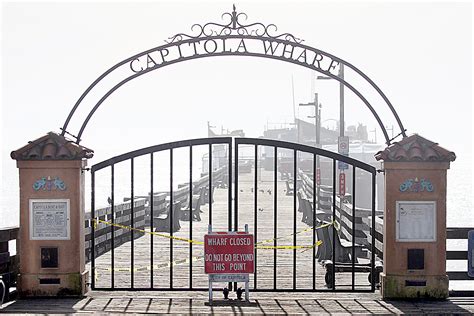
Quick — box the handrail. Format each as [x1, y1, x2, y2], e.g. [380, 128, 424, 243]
[365, 218, 474, 284]
[84, 166, 227, 263]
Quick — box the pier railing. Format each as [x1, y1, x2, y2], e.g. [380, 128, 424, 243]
[299, 171, 383, 247]
[85, 199, 147, 263]
[364, 217, 474, 295]
[0, 227, 19, 303]
[299, 169, 473, 295]
[362, 215, 384, 260]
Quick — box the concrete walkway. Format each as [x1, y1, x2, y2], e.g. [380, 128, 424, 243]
[1, 291, 474, 314]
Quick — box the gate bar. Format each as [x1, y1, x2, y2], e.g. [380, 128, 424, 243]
[91, 171, 95, 289]
[189, 146, 193, 289]
[90, 287, 376, 292]
[332, 159, 336, 290]
[150, 153, 154, 288]
[312, 154, 316, 290]
[293, 149, 297, 290]
[351, 165, 356, 290]
[131, 157, 135, 288]
[111, 164, 115, 289]
[273, 146, 277, 290]
[91, 137, 373, 173]
[254, 144, 258, 289]
[209, 144, 212, 226]
[230, 141, 235, 291]
[170, 149, 174, 289]
[234, 143, 239, 231]
[371, 172, 376, 291]
[228, 141, 232, 233]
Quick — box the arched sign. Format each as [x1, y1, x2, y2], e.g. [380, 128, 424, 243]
[61, 5, 407, 145]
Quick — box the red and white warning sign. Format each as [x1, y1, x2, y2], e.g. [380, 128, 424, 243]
[339, 172, 346, 197]
[204, 232, 255, 274]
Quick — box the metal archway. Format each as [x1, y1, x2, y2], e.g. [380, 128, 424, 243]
[61, 5, 407, 145]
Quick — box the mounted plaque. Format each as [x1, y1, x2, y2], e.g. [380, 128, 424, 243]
[396, 201, 436, 242]
[29, 199, 70, 240]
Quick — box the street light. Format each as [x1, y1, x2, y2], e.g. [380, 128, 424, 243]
[299, 93, 320, 148]
[317, 63, 345, 139]
[317, 65, 347, 204]
[307, 105, 322, 148]
[299, 93, 322, 210]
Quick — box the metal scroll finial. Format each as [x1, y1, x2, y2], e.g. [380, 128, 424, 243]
[166, 5, 303, 44]
[232, 4, 237, 29]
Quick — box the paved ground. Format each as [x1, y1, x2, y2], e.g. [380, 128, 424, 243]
[1, 291, 474, 314]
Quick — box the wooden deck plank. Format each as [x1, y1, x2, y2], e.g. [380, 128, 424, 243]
[89, 169, 372, 290]
[2, 295, 474, 314]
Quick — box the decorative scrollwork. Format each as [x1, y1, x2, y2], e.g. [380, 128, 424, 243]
[399, 178, 434, 192]
[33, 176, 67, 191]
[166, 4, 304, 44]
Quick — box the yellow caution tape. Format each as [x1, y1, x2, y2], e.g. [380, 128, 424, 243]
[256, 221, 333, 246]
[91, 219, 329, 273]
[93, 218, 204, 245]
[93, 218, 331, 249]
[256, 240, 323, 250]
[92, 218, 332, 254]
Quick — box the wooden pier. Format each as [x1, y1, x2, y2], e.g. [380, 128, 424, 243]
[89, 169, 372, 291]
[2, 168, 473, 314]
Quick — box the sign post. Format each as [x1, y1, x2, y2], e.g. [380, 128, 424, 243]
[338, 136, 349, 170]
[205, 224, 254, 302]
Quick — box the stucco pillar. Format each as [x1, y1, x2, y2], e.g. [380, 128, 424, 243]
[375, 134, 455, 299]
[11, 132, 93, 297]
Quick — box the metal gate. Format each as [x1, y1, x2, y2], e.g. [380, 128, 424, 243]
[89, 137, 377, 292]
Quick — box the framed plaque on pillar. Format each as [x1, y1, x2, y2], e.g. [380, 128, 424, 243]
[29, 199, 71, 240]
[396, 201, 436, 242]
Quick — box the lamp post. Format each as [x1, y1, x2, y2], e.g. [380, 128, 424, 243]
[299, 93, 319, 148]
[318, 65, 347, 205]
[339, 64, 344, 139]
[299, 93, 322, 209]
[316, 63, 345, 138]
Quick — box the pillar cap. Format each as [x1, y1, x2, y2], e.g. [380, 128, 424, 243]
[11, 132, 94, 161]
[375, 134, 456, 162]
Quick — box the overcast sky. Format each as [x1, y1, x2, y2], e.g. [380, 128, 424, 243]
[2, 1, 472, 153]
[1, 1, 472, 226]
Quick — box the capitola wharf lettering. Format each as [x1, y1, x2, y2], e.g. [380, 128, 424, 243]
[129, 37, 341, 76]
[59, 5, 406, 146]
